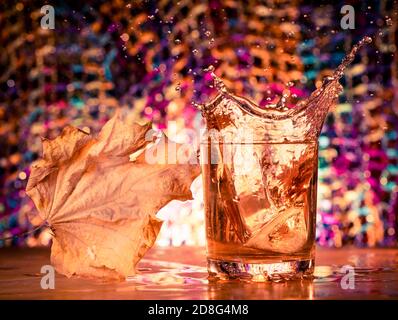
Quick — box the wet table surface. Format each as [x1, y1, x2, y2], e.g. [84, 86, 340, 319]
[0, 246, 397, 300]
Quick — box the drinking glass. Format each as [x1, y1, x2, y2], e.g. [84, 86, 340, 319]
[200, 137, 318, 281]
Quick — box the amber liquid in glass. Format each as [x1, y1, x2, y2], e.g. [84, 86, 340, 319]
[201, 141, 318, 280]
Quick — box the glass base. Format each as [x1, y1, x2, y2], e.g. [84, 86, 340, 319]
[207, 258, 314, 282]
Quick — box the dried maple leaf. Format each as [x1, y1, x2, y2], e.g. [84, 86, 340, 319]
[26, 112, 200, 280]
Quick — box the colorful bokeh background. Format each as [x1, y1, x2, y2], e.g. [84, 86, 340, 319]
[0, 0, 397, 248]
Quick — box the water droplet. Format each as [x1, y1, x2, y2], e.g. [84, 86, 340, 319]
[192, 101, 204, 110]
[286, 81, 294, 88]
[120, 33, 129, 42]
[192, 49, 199, 55]
[6, 79, 15, 87]
[203, 65, 215, 72]
[174, 39, 181, 44]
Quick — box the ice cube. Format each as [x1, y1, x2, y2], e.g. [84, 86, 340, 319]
[244, 206, 308, 254]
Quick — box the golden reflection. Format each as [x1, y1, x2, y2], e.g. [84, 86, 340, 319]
[207, 279, 314, 300]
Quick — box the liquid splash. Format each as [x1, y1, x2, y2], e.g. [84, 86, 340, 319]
[200, 36, 372, 143]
